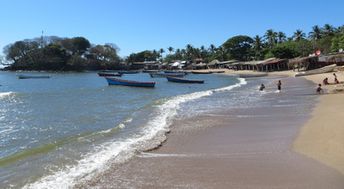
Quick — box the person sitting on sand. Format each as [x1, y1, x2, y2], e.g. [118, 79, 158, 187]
[259, 84, 265, 91]
[323, 77, 329, 85]
[277, 80, 282, 91]
[316, 84, 323, 94]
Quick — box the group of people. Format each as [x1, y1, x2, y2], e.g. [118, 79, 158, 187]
[318, 73, 341, 94]
[259, 80, 282, 92]
[323, 73, 340, 85]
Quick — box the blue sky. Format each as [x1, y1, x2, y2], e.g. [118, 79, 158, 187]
[1, 0, 344, 57]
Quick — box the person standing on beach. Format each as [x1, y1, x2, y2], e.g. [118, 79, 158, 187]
[333, 73, 339, 84]
[277, 80, 282, 92]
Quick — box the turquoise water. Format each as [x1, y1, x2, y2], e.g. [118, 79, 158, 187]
[0, 71, 245, 188]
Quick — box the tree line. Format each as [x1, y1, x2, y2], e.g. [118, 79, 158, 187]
[2, 36, 122, 71]
[2, 24, 344, 71]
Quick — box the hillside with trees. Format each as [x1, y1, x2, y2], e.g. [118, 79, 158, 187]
[2, 36, 122, 71]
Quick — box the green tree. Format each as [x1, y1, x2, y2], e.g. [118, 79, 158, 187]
[293, 29, 306, 41]
[264, 29, 277, 48]
[253, 35, 264, 60]
[277, 32, 286, 43]
[223, 35, 253, 61]
[331, 34, 344, 52]
[167, 46, 174, 54]
[323, 24, 336, 36]
[309, 25, 322, 40]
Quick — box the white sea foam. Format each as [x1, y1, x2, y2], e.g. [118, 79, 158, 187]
[23, 78, 247, 189]
[0, 92, 15, 99]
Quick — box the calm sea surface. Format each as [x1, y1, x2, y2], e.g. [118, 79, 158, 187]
[0, 71, 252, 188]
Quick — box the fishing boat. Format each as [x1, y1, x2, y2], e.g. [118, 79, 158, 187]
[18, 75, 50, 79]
[166, 76, 204, 84]
[164, 70, 188, 75]
[142, 70, 159, 73]
[105, 77, 155, 87]
[191, 70, 212, 74]
[117, 70, 140, 74]
[149, 72, 185, 78]
[210, 70, 226, 73]
[97, 72, 122, 77]
[294, 64, 336, 77]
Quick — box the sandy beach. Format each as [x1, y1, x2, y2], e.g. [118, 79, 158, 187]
[77, 72, 344, 188]
[293, 71, 344, 174]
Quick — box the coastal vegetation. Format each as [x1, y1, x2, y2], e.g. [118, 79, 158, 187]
[1, 24, 344, 71]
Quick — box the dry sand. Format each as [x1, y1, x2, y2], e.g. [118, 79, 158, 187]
[293, 71, 344, 174]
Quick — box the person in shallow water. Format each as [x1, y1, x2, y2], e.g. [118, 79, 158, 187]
[277, 80, 282, 91]
[316, 83, 323, 94]
[259, 84, 265, 91]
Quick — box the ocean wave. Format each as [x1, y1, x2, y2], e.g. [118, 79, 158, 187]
[0, 92, 15, 99]
[23, 78, 247, 189]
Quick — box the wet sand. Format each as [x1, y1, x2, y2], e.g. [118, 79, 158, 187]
[77, 76, 344, 189]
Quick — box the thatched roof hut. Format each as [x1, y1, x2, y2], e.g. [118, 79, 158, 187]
[288, 56, 319, 71]
[319, 53, 344, 65]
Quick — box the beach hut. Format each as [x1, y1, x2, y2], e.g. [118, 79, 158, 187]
[192, 63, 208, 70]
[288, 56, 320, 71]
[318, 53, 344, 66]
[232, 58, 288, 72]
[208, 60, 239, 69]
[131, 61, 160, 70]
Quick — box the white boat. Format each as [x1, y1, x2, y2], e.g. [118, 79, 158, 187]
[295, 64, 336, 77]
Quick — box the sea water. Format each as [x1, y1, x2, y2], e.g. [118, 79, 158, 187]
[0, 71, 252, 188]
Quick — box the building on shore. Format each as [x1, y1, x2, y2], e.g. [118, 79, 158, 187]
[207, 60, 239, 69]
[130, 61, 161, 70]
[231, 58, 288, 72]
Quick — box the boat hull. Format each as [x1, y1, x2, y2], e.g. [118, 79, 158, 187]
[98, 72, 122, 77]
[295, 64, 336, 77]
[150, 73, 185, 78]
[191, 71, 212, 74]
[117, 71, 140, 74]
[105, 77, 155, 87]
[166, 76, 204, 84]
[18, 75, 50, 79]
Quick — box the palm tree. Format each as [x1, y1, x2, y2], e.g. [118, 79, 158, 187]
[253, 35, 263, 60]
[308, 25, 322, 40]
[293, 29, 306, 41]
[264, 29, 277, 48]
[277, 32, 286, 43]
[159, 48, 165, 61]
[323, 24, 335, 36]
[209, 44, 216, 54]
[167, 47, 174, 54]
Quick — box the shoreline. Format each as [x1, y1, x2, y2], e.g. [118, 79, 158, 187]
[293, 71, 344, 174]
[77, 73, 344, 188]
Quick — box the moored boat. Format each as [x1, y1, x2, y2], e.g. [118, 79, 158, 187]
[166, 76, 204, 84]
[164, 70, 188, 75]
[210, 70, 226, 73]
[150, 72, 185, 78]
[97, 72, 122, 77]
[142, 70, 159, 73]
[117, 70, 140, 74]
[191, 70, 212, 74]
[294, 64, 336, 77]
[105, 77, 155, 87]
[18, 75, 50, 79]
